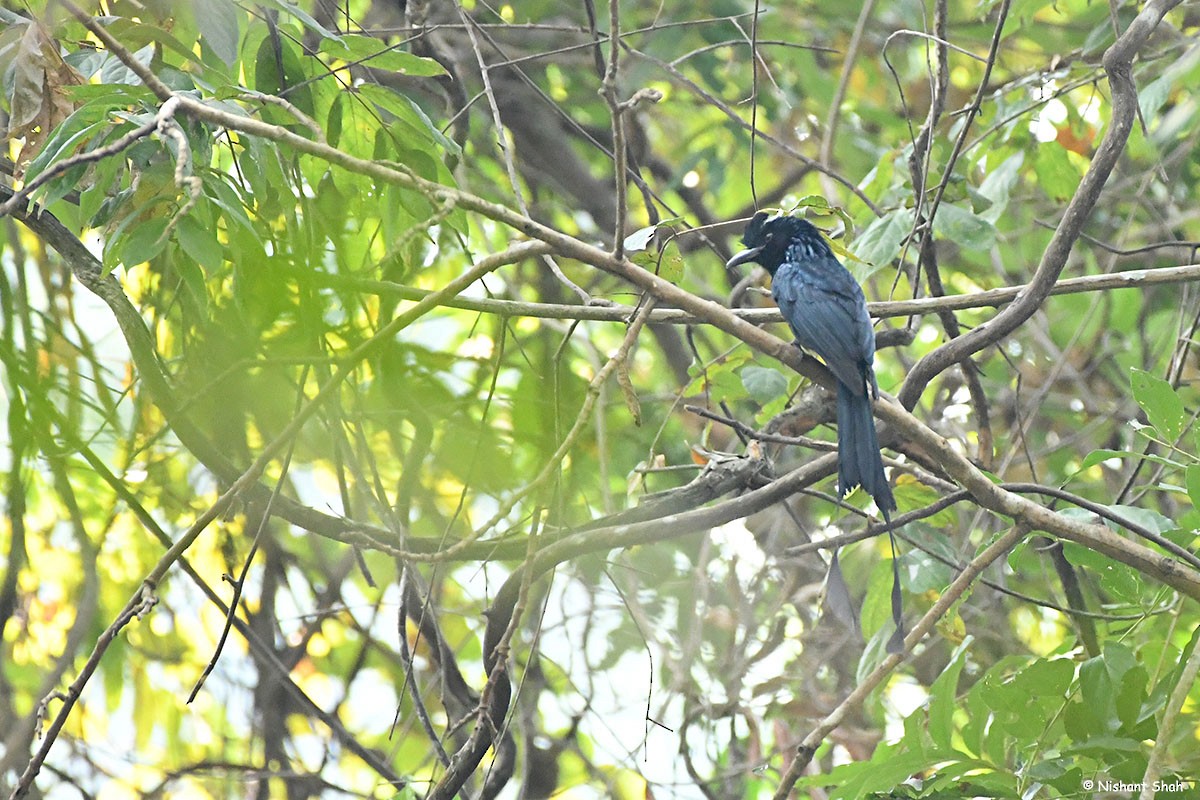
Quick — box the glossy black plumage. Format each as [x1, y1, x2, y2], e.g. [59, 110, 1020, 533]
[727, 212, 896, 519]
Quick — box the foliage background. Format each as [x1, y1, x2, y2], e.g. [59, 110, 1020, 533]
[2, 0, 1200, 798]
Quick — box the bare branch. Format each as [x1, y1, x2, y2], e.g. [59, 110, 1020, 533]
[772, 524, 1030, 796]
[897, 0, 1185, 408]
[305, 259, 1200, 324]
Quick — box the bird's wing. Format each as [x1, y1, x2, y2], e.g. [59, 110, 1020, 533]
[772, 257, 875, 395]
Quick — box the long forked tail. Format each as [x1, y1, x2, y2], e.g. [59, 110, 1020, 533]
[835, 382, 896, 519]
[836, 381, 905, 653]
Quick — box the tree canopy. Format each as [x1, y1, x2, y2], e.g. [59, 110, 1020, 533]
[2, 0, 1200, 798]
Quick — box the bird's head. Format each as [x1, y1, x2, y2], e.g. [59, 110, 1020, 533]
[725, 211, 831, 275]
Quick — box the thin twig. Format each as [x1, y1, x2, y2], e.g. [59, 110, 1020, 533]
[239, 90, 326, 141]
[818, 0, 877, 186]
[922, 0, 1013, 250]
[0, 96, 181, 218]
[898, 0, 1185, 409]
[622, 45, 882, 216]
[882, 28, 989, 64]
[301, 260, 1200, 323]
[601, 0, 629, 255]
[1138, 626, 1200, 800]
[458, 8, 529, 215]
[187, 367, 310, 703]
[771, 524, 1030, 798]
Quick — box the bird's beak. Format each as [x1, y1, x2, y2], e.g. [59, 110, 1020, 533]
[725, 245, 764, 269]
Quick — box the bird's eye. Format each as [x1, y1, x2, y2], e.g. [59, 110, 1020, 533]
[764, 232, 774, 242]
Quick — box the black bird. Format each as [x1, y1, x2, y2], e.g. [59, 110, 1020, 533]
[726, 211, 896, 519]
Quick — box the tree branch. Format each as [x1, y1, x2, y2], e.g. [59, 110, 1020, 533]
[897, 0, 1184, 408]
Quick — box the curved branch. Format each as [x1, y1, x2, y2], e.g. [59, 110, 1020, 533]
[897, 0, 1184, 409]
[772, 523, 1030, 797]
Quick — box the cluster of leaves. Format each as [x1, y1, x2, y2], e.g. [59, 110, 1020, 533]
[815, 369, 1200, 797]
[813, 636, 1195, 799]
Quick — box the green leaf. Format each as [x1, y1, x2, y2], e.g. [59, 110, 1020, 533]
[1076, 448, 1129, 471]
[100, 42, 156, 85]
[851, 207, 913, 275]
[623, 223, 686, 281]
[628, 248, 657, 271]
[203, 173, 257, 239]
[1059, 537, 1109, 570]
[1115, 663, 1149, 731]
[1098, 560, 1143, 604]
[193, 0, 241, 66]
[858, 558, 899, 669]
[1137, 44, 1200, 121]
[902, 546, 954, 595]
[79, 150, 126, 224]
[823, 749, 948, 800]
[1129, 368, 1185, 441]
[658, 248, 684, 283]
[1106, 504, 1173, 535]
[927, 636, 972, 750]
[976, 151, 1024, 223]
[253, 33, 315, 119]
[172, 250, 209, 314]
[176, 214, 224, 272]
[102, 19, 205, 67]
[110, 217, 170, 271]
[320, 35, 447, 76]
[740, 365, 788, 404]
[707, 366, 745, 405]
[257, 0, 341, 40]
[1187, 464, 1200, 510]
[933, 203, 996, 251]
[1034, 142, 1082, 202]
[37, 161, 90, 209]
[357, 84, 462, 157]
[793, 195, 853, 236]
[793, 194, 835, 213]
[622, 224, 656, 253]
[23, 103, 127, 184]
[326, 90, 346, 147]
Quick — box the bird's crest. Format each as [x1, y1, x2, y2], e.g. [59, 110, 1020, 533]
[729, 212, 833, 274]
